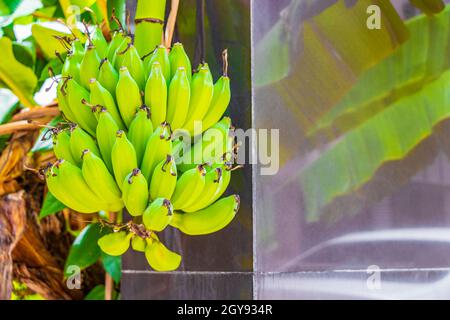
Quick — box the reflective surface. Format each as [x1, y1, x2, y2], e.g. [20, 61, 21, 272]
[122, 0, 252, 299]
[253, 0, 450, 299]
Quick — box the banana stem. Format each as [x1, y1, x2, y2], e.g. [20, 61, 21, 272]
[134, 0, 167, 56]
[195, 0, 206, 64]
[164, 0, 180, 48]
[104, 211, 117, 301]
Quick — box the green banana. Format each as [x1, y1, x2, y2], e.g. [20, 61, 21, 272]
[122, 168, 149, 216]
[112, 35, 132, 69]
[145, 235, 181, 271]
[208, 163, 232, 205]
[89, 78, 125, 129]
[81, 149, 123, 211]
[69, 125, 100, 166]
[149, 155, 177, 200]
[166, 67, 190, 130]
[120, 44, 146, 90]
[71, 38, 85, 62]
[96, 108, 119, 173]
[65, 78, 97, 135]
[141, 122, 172, 183]
[62, 53, 81, 84]
[56, 80, 77, 123]
[98, 231, 132, 256]
[90, 26, 108, 58]
[182, 165, 224, 213]
[131, 236, 147, 252]
[52, 129, 77, 165]
[170, 195, 240, 235]
[183, 64, 214, 134]
[144, 62, 167, 128]
[177, 117, 232, 172]
[128, 106, 153, 166]
[142, 198, 173, 232]
[201, 75, 231, 133]
[107, 31, 126, 61]
[111, 130, 138, 190]
[170, 164, 206, 210]
[98, 58, 119, 96]
[79, 44, 101, 89]
[169, 42, 192, 81]
[145, 45, 170, 83]
[116, 66, 142, 127]
[46, 159, 106, 213]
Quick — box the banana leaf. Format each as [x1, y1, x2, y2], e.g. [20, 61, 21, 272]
[312, 5, 450, 139]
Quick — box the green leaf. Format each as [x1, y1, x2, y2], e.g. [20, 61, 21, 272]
[64, 223, 107, 276]
[101, 252, 121, 283]
[31, 23, 71, 59]
[84, 285, 105, 300]
[31, 115, 62, 153]
[0, 37, 37, 107]
[0, 88, 19, 152]
[0, 88, 19, 123]
[39, 191, 66, 219]
[0, 0, 43, 27]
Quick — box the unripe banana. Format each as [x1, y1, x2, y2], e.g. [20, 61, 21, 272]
[56, 80, 77, 123]
[90, 26, 108, 58]
[89, 78, 125, 130]
[141, 122, 172, 183]
[131, 236, 147, 252]
[201, 76, 231, 133]
[208, 163, 232, 205]
[96, 108, 119, 173]
[65, 78, 97, 135]
[149, 155, 177, 200]
[98, 231, 132, 256]
[128, 106, 153, 166]
[144, 62, 167, 128]
[169, 42, 192, 81]
[182, 166, 223, 213]
[69, 125, 100, 166]
[107, 31, 126, 61]
[170, 165, 206, 210]
[145, 45, 170, 83]
[46, 159, 107, 213]
[166, 67, 190, 130]
[145, 235, 181, 271]
[122, 168, 149, 216]
[98, 58, 119, 96]
[120, 44, 146, 90]
[142, 198, 173, 232]
[170, 195, 240, 235]
[183, 64, 214, 134]
[71, 38, 85, 62]
[53, 129, 77, 165]
[177, 117, 232, 172]
[62, 53, 81, 84]
[81, 149, 123, 211]
[79, 44, 101, 89]
[116, 66, 142, 127]
[112, 35, 132, 69]
[111, 130, 138, 190]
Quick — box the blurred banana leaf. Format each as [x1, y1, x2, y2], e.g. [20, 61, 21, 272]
[0, 37, 37, 107]
[301, 66, 450, 222]
[313, 5, 450, 139]
[0, 0, 43, 27]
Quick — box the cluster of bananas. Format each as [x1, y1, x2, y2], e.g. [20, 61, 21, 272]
[45, 25, 240, 271]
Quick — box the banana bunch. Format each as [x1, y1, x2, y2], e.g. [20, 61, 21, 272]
[45, 24, 240, 271]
